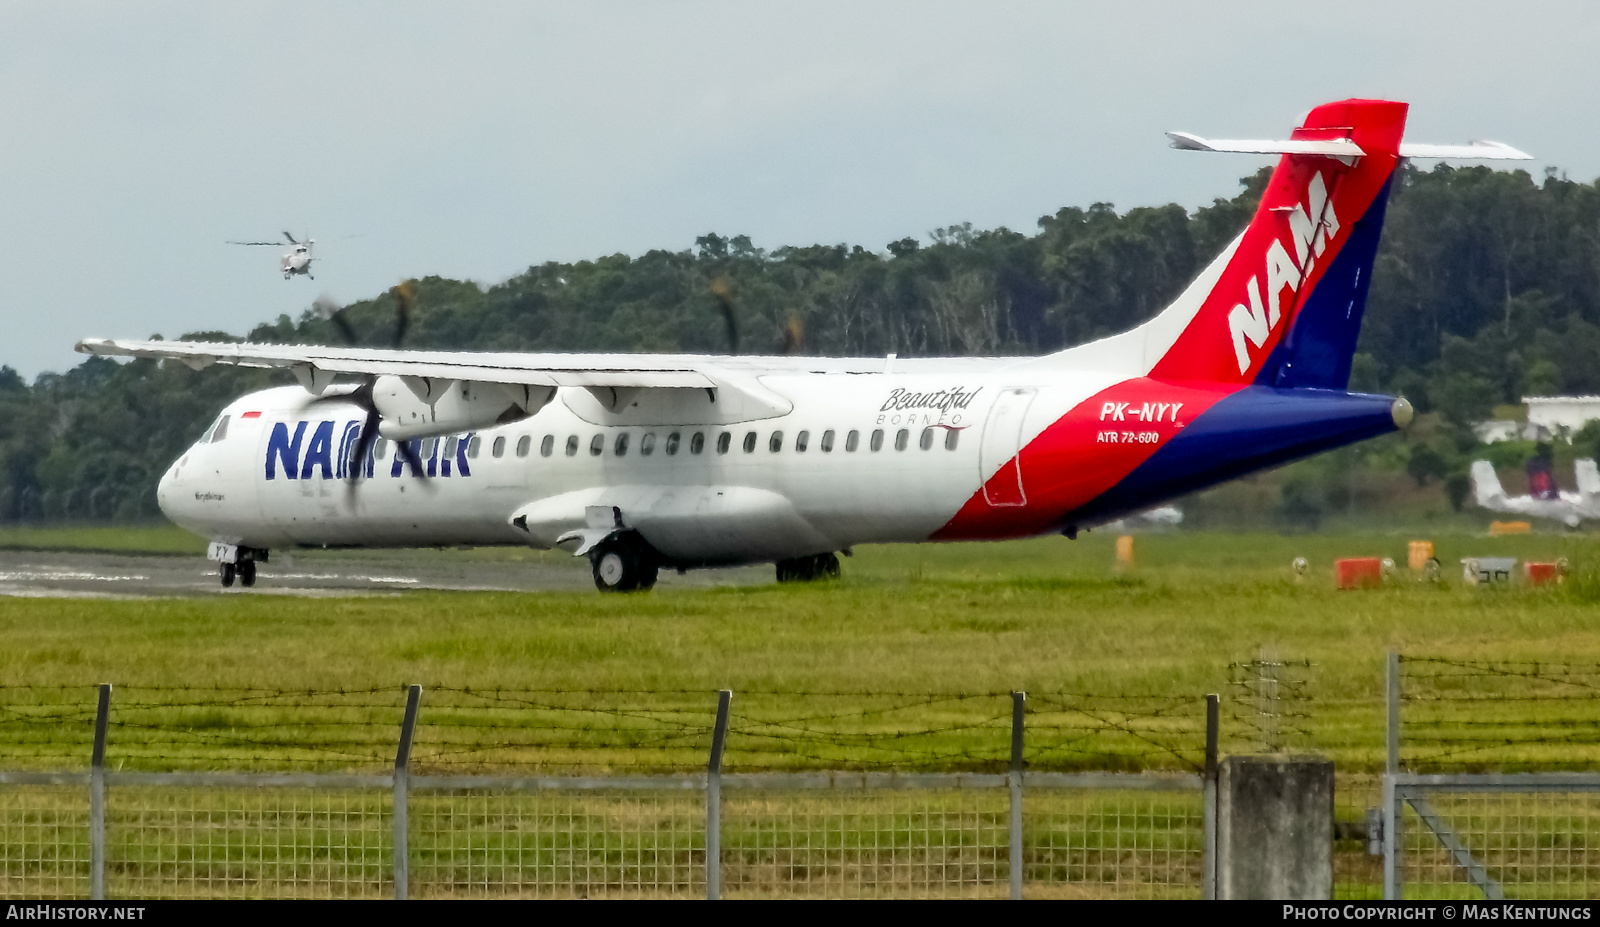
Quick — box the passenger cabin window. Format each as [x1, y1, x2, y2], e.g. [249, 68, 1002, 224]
[919, 427, 934, 450]
[516, 435, 531, 457]
[690, 432, 705, 454]
[895, 429, 909, 451]
[444, 437, 459, 458]
[743, 432, 757, 453]
[820, 430, 835, 452]
[666, 432, 681, 455]
[640, 432, 656, 456]
[769, 431, 784, 453]
[491, 436, 505, 458]
[566, 435, 579, 457]
[716, 432, 731, 454]
[423, 437, 437, 457]
[870, 429, 884, 452]
[846, 430, 860, 452]
[590, 435, 604, 456]
[945, 429, 960, 451]
[614, 433, 629, 456]
[375, 438, 389, 460]
[795, 430, 809, 453]
[467, 436, 481, 458]
[210, 415, 230, 443]
[540, 435, 555, 457]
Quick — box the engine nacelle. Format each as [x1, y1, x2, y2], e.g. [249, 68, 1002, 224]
[373, 376, 555, 440]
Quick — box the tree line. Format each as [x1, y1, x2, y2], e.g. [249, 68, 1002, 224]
[4, 162, 1597, 522]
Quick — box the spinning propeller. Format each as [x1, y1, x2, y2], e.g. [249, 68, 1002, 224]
[303, 282, 426, 499]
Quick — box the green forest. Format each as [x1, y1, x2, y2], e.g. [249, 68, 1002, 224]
[4, 162, 1599, 526]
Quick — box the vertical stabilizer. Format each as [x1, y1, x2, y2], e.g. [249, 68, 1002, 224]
[1147, 100, 1408, 388]
[1471, 460, 1509, 508]
[1576, 459, 1600, 497]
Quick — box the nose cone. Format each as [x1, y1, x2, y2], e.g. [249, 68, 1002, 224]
[157, 461, 178, 520]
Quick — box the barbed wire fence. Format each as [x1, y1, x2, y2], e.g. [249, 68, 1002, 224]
[0, 684, 1217, 900]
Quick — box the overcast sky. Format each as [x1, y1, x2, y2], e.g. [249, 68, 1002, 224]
[4, 1, 1597, 378]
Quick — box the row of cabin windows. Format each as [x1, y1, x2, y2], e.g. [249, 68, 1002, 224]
[371, 427, 961, 463]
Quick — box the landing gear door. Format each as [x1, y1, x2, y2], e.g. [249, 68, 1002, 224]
[980, 387, 1036, 507]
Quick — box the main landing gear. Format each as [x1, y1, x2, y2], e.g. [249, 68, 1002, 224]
[590, 534, 660, 593]
[775, 553, 841, 583]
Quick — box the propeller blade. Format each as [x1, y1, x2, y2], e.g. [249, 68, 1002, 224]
[283, 231, 300, 245]
[395, 436, 428, 482]
[391, 280, 415, 348]
[710, 276, 738, 354]
[312, 297, 360, 347]
[780, 313, 805, 355]
[343, 402, 384, 503]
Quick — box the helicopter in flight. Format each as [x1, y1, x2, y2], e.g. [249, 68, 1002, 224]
[227, 232, 315, 280]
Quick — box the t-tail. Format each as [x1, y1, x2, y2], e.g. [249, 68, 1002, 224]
[1022, 100, 1530, 531]
[1150, 100, 1403, 388]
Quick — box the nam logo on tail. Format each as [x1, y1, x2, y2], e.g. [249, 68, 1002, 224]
[1227, 171, 1341, 374]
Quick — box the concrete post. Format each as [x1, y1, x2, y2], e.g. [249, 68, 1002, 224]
[1216, 755, 1334, 899]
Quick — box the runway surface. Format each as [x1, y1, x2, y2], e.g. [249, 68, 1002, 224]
[0, 548, 774, 598]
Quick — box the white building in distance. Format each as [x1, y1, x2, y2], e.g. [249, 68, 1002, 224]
[1472, 396, 1600, 444]
[1525, 396, 1600, 441]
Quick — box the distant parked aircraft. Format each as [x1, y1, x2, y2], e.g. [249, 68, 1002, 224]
[1471, 459, 1600, 527]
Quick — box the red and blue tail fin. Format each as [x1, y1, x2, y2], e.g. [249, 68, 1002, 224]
[1149, 99, 1408, 389]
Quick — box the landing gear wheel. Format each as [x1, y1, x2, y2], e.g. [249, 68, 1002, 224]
[238, 560, 257, 588]
[590, 537, 659, 593]
[776, 553, 842, 583]
[220, 563, 236, 588]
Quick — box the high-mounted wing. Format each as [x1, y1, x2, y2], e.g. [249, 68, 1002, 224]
[77, 338, 716, 388]
[225, 241, 284, 246]
[74, 338, 799, 438]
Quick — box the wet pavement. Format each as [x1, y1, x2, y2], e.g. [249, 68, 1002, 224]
[0, 548, 774, 598]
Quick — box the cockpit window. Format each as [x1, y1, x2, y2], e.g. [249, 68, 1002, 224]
[200, 415, 230, 443]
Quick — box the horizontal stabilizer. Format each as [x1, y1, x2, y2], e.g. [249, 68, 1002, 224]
[1397, 141, 1532, 160]
[1165, 132, 1364, 157]
[1169, 133, 1532, 161]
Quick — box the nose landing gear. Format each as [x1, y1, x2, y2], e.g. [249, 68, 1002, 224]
[210, 543, 266, 589]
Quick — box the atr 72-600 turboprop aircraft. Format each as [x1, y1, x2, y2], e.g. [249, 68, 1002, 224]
[80, 100, 1530, 591]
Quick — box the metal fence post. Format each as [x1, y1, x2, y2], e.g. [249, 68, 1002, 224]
[1384, 652, 1401, 900]
[393, 685, 421, 901]
[1202, 693, 1219, 900]
[1009, 691, 1025, 900]
[89, 684, 110, 901]
[707, 689, 731, 901]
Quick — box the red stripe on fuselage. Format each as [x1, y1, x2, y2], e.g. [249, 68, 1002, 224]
[933, 378, 1240, 540]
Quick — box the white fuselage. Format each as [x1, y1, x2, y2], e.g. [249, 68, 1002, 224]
[157, 364, 1118, 565]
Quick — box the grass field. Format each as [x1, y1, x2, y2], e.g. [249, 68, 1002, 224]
[2, 525, 1599, 774]
[5, 524, 1600, 899]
